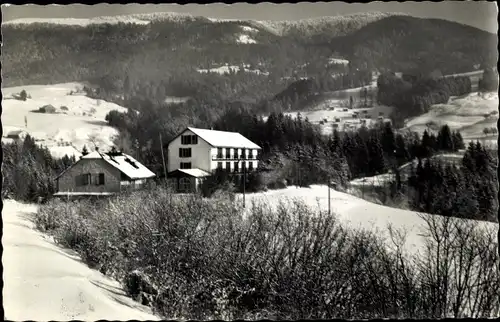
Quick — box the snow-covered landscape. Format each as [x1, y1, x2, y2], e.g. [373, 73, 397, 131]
[2, 2, 498, 320]
[239, 185, 498, 254]
[1, 83, 127, 158]
[2, 200, 161, 321]
[404, 91, 499, 147]
[197, 64, 268, 75]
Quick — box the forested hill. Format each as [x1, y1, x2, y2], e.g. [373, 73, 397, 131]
[2, 13, 496, 108]
[323, 15, 498, 74]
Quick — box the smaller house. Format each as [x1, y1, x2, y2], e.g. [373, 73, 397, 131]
[54, 150, 156, 198]
[39, 104, 56, 113]
[5, 129, 28, 141]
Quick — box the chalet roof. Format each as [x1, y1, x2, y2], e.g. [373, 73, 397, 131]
[186, 127, 261, 149]
[80, 151, 156, 180]
[168, 168, 211, 178]
[7, 130, 27, 136]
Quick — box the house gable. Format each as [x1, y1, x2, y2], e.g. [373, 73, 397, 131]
[57, 158, 122, 193]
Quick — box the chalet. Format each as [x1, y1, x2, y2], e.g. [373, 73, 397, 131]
[5, 129, 28, 141]
[167, 127, 261, 193]
[54, 150, 156, 199]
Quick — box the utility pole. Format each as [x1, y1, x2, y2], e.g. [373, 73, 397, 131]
[159, 133, 167, 184]
[328, 179, 331, 216]
[243, 161, 246, 209]
[239, 159, 246, 208]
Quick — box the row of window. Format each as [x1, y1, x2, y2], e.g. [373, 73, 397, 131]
[179, 162, 256, 172]
[179, 147, 258, 159]
[215, 148, 257, 159]
[217, 161, 254, 172]
[75, 173, 105, 186]
[181, 135, 198, 145]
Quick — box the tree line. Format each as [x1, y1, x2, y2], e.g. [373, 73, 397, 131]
[407, 141, 497, 222]
[2, 136, 76, 202]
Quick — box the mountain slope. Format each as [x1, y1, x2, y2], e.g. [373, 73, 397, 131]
[2, 13, 495, 111]
[325, 15, 498, 74]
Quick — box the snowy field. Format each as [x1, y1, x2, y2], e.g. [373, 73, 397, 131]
[283, 104, 394, 135]
[197, 64, 268, 75]
[2, 200, 160, 321]
[1, 83, 127, 158]
[238, 185, 498, 255]
[404, 92, 498, 147]
[349, 152, 465, 188]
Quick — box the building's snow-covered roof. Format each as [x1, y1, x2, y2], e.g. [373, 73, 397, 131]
[6, 129, 28, 137]
[170, 168, 211, 178]
[79, 151, 156, 180]
[186, 127, 261, 149]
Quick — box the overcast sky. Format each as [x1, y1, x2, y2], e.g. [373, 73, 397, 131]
[2, 2, 498, 33]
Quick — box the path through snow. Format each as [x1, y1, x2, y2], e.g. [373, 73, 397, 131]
[2, 200, 161, 321]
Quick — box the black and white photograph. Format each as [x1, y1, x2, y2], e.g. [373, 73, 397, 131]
[1, 1, 499, 320]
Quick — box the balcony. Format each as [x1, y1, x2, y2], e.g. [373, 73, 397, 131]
[212, 155, 257, 161]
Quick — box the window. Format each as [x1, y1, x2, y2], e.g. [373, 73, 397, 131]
[234, 162, 239, 173]
[75, 173, 91, 186]
[241, 149, 246, 159]
[248, 162, 254, 172]
[121, 172, 129, 181]
[98, 173, 105, 185]
[179, 177, 191, 192]
[181, 135, 198, 145]
[93, 173, 105, 185]
[179, 148, 192, 158]
[235, 149, 240, 159]
[225, 162, 231, 171]
[180, 162, 192, 169]
[217, 162, 223, 169]
[217, 148, 223, 159]
[225, 148, 231, 159]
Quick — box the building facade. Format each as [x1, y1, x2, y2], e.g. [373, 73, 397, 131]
[167, 127, 261, 192]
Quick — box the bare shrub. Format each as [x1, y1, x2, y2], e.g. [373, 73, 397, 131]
[34, 190, 499, 319]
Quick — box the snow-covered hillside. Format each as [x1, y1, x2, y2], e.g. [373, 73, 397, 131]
[3, 12, 203, 27]
[254, 11, 409, 36]
[197, 64, 268, 75]
[4, 11, 405, 37]
[236, 34, 257, 44]
[2, 200, 160, 321]
[239, 185, 497, 254]
[404, 91, 499, 146]
[1, 83, 127, 158]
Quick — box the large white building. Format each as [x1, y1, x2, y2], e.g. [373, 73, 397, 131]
[166, 127, 261, 192]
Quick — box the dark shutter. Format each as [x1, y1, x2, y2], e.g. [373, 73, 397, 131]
[179, 148, 182, 157]
[99, 173, 105, 185]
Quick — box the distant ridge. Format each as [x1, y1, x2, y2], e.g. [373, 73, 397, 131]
[4, 10, 406, 36]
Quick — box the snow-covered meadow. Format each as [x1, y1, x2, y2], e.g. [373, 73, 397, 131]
[404, 91, 499, 147]
[197, 64, 268, 75]
[238, 185, 498, 255]
[1, 83, 127, 158]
